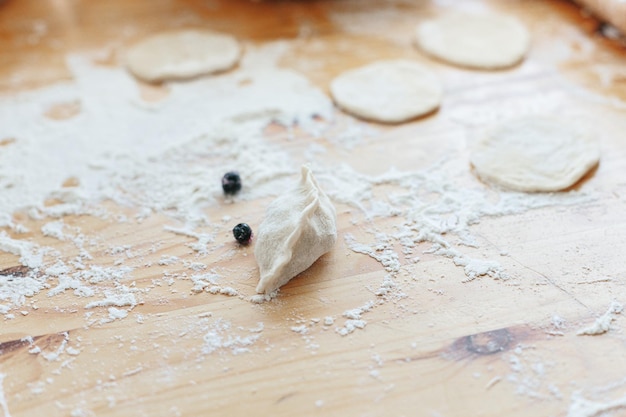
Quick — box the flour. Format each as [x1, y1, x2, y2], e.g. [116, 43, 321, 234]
[577, 301, 623, 336]
[568, 392, 626, 417]
[0, 374, 11, 417]
[41, 221, 66, 241]
[189, 272, 221, 293]
[503, 344, 561, 400]
[319, 158, 592, 283]
[0, 41, 331, 229]
[107, 307, 129, 321]
[202, 319, 261, 355]
[84, 292, 136, 309]
[0, 231, 44, 268]
[336, 320, 367, 336]
[343, 301, 375, 320]
[41, 333, 69, 362]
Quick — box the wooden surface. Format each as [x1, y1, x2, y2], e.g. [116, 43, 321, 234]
[576, 0, 626, 35]
[2, 1, 626, 416]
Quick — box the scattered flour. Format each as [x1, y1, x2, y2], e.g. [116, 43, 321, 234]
[334, 301, 376, 336]
[189, 272, 221, 293]
[291, 325, 309, 335]
[202, 319, 261, 355]
[322, 160, 592, 283]
[0, 269, 46, 307]
[85, 292, 137, 309]
[0, 374, 11, 417]
[41, 221, 66, 241]
[577, 301, 623, 336]
[343, 301, 375, 320]
[0, 231, 44, 268]
[336, 320, 367, 336]
[568, 392, 626, 417]
[107, 307, 129, 321]
[41, 333, 69, 362]
[0, 42, 332, 223]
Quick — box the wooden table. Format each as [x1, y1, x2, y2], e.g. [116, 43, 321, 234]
[1, 1, 626, 416]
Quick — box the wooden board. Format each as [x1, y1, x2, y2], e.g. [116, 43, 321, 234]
[1, 1, 626, 416]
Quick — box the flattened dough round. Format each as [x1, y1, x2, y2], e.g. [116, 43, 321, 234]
[330, 60, 442, 123]
[470, 117, 600, 192]
[126, 29, 241, 82]
[415, 14, 530, 69]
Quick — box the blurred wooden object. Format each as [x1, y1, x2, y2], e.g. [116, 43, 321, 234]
[576, 0, 626, 35]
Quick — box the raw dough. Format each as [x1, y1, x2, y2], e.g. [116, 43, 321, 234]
[330, 60, 442, 123]
[255, 166, 337, 295]
[469, 117, 600, 192]
[126, 29, 241, 82]
[415, 13, 530, 69]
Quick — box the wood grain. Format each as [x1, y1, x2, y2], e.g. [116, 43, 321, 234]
[576, 0, 626, 35]
[1, 1, 626, 416]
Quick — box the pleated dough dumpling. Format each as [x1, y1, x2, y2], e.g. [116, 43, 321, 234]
[255, 166, 337, 295]
[126, 29, 241, 82]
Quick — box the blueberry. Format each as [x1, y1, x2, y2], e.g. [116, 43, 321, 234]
[233, 223, 252, 244]
[222, 171, 242, 195]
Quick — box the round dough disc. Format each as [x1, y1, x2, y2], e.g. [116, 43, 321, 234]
[126, 29, 241, 82]
[330, 60, 443, 123]
[415, 14, 530, 69]
[470, 117, 600, 192]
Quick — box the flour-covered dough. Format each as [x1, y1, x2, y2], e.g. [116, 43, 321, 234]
[126, 29, 241, 82]
[470, 117, 600, 192]
[330, 60, 442, 123]
[255, 166, 337, 295]
[415, 13, 530, 69]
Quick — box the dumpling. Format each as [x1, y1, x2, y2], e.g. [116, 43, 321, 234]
[254, 166, 337, 295]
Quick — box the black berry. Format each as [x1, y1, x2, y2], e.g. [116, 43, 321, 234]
[222, 171, 242, 195]
[233, 223, 252, 244]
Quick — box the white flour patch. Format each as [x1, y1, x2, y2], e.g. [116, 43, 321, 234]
[319, 159, 592, 283]
[107, 307, 129, 321]
[41, 221, 66, 240]
[84, 292, 137, 309]
[577, 301, 623, 336]
[568, 392, 626, 417]
[202, 319, 261, 355]
[41, 332, 70, 362]
[504, 345, 561, 400]
[0, 42, 331, 226]
[0, 231, 44, 268]
[0, 373, 11, 417]
[189, 272, 221, 293]
[0, 270, 46, 307]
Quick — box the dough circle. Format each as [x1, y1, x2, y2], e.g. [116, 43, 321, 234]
[126, 29, 241, 82]
[415, 14, 530, 69]
[469, 117, 600, 192]
[330, 60, 442, 123]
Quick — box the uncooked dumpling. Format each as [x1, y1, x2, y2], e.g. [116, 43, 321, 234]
[126, 29, 241, 82]
[415, 13, 530, 69]
[469, 117, 600, 192]
[330, 60, 442, 123]
[255, 166, 337, 295]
